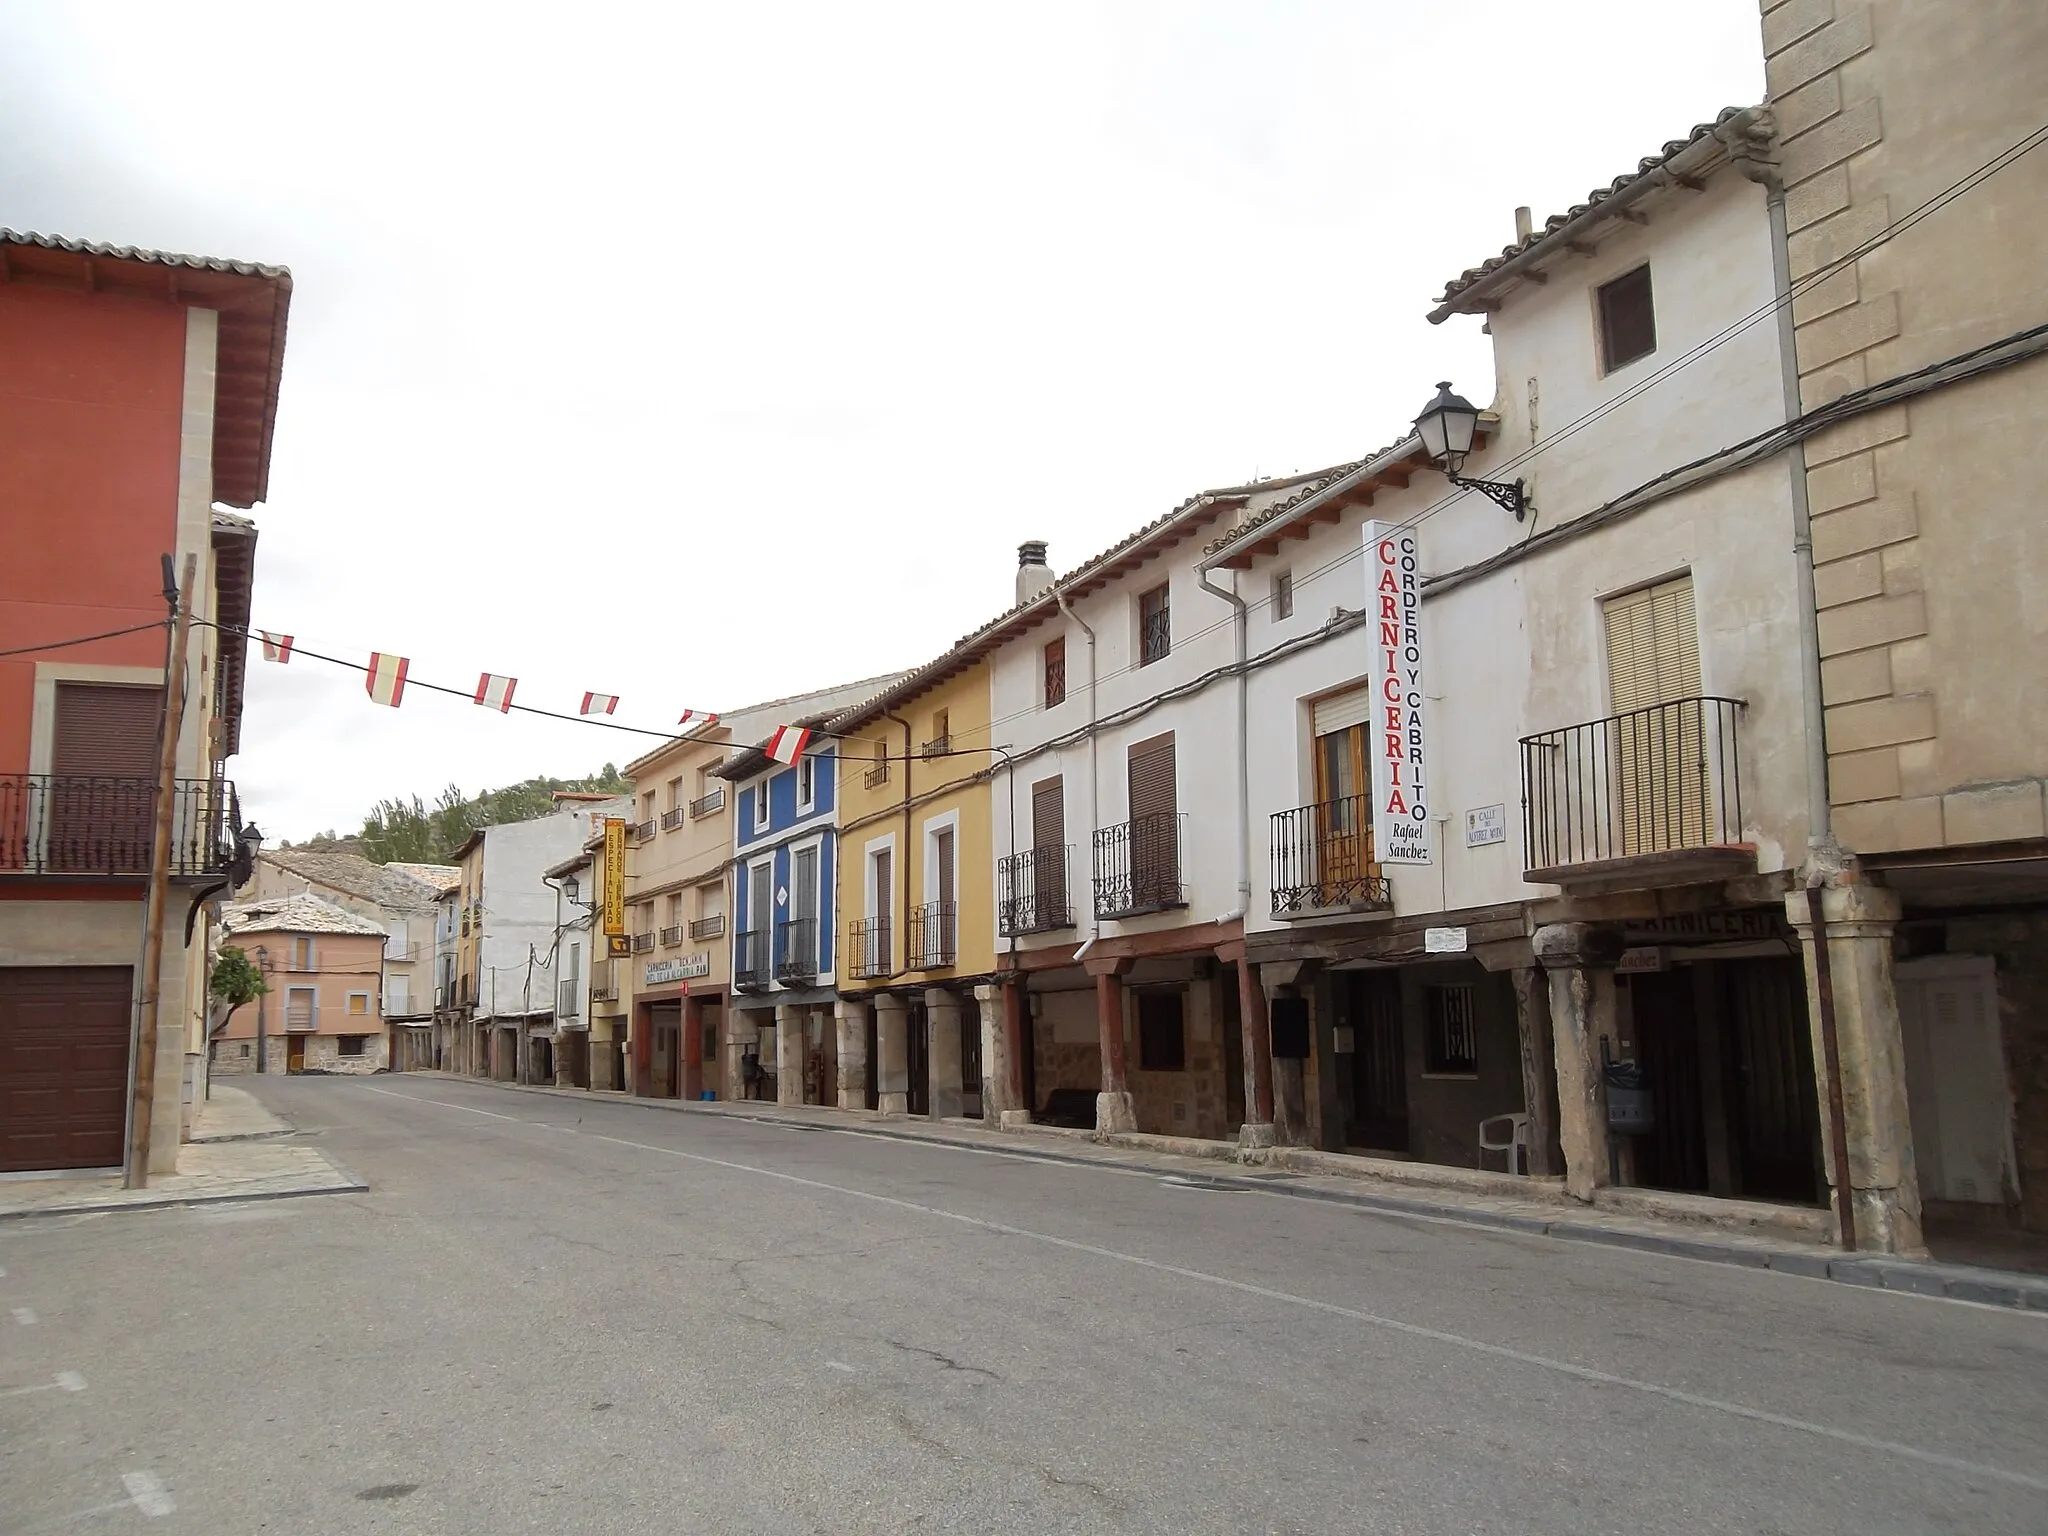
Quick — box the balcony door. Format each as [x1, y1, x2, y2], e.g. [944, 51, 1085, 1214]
[1604, 575, 1705, 856]
[1310, 687, 1376, 895]
[790, 845, 819, 974]
[47, 683, 161, 872]
[1031, 776, 1066, 926]
[1127, 734, 1177, 908]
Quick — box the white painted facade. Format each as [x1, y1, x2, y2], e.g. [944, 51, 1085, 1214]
[1203, 165, 1813, 934]
[472, 800, 628, 1024]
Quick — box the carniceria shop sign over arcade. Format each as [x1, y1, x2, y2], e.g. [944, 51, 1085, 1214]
[1365, 521, 1432, 865]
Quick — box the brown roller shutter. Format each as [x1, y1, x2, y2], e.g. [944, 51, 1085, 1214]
[0, 967, 133, 1172]
[1127, 734, 1177, 823]
[1032, 777, 1064, 852]
[935, 827, 955, 910]
[49, 684, 162, 872]
[52, 684, 162, 777]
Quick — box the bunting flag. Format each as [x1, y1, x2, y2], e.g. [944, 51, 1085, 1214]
[580, 692, 620, 717]
[676, 708, 719, 730]
[764, 724, 811, 765]
[474, 673, 517, 713]
[366, 652, 409, 708]
[258, 631, 294, 663]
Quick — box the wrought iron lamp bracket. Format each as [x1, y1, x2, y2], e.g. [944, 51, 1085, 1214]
[1449, 472, 1531, 521]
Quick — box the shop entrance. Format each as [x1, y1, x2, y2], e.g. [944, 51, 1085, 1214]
[1340, 970, 1408, 1153]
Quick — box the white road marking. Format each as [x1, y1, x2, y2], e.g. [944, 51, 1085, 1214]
[825, 1360, 856, 1373]
[121, 1471, 175, 1517]
[11, 1306, 36, 1325]
[0, 1371, 85, 1399]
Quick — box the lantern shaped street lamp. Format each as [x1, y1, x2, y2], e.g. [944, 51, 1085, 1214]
[1412, 381, 1531, 521]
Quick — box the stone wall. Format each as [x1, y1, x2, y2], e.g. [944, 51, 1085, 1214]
[1945, 912, 2048, 1233]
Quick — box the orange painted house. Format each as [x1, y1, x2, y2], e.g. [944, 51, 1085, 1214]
[0, 230, 290, 1174]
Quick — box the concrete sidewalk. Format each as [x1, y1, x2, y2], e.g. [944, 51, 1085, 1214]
[427, 1072, 2048, 1312]
[0, 1087, 363, 1221]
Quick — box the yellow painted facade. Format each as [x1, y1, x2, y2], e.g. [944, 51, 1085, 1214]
[833, 659, 998, 992]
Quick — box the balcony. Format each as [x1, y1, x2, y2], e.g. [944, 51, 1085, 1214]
[591, 965, 619, 1003]
[631, 819, 656, 843]
[631, 931, 655, 954]
[848, 916, 893, 980]
[1269, 795, 1393, 920]
[1093, 813, 1186, 920]
[734, 929, 770, 991]
[863, 759, 889, 789]
[660, 807, 685, 831]
[907, 901, 956, 969]
[0, 776, 240, 877]
[659, 924, 684, 948]
[689, 913, 725, 941]
[688, 788, 724, 818]
[998, 846, 1073, 937]
[921, 734, 952, 760]
[774, 917, 818, 984]
[1520, 696, 1752, 892]
[557, 979, 581, 1019]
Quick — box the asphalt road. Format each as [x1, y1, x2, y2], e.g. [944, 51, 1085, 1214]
[3, 1075, 2046, 1535]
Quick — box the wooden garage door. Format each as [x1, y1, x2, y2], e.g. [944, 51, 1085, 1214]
[0, 967, 132, 1172]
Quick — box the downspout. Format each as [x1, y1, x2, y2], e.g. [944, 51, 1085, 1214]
[1195, 561, 1252, 928]
[1052, 585, 1101, 960]
[1737, 124, 1857, 1251]
[882, 712, 914, 975]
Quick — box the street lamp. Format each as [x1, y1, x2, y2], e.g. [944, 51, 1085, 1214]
[1412, 382, 1531, 521]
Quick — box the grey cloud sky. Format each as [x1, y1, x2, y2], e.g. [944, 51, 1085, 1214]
[0, 2, 1764, 841]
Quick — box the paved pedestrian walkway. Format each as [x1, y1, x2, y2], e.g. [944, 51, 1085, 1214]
[0, 1090, 362, 1222]
[428, 1072, 2048, 1312]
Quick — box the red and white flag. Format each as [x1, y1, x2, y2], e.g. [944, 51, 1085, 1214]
[366, 652, 409, 708]
[764, 725, 811, 765]
[676, 708, 719, 730]
[579, 692, 619, 717]
[474, 673, 517, 713]
[258, 631, 293, 663]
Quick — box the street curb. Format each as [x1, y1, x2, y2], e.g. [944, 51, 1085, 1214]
[414, 1074, 2048, 1313]
[187, 1128, 297, 1146]
[0, 1175, 368, 1223]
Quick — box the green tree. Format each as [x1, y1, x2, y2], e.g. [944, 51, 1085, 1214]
[208, 945, 268, 1039]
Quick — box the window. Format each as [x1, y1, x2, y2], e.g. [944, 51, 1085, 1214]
[1424, 985, 1479, 1076]
[1604, 573, 1705, 855]
[290, 937, 315, 971]
[347, 992, 370, 1016]
[1597, 264, 1656, 374]
[386, 975, 410, 1015]
[667, 777, 684, 812]
[798, 755, 817, 811]
[929, 708, 950, 753]
[239, 1042, 250, 1058]
[1138, 583, 1170, 666]
[752, 780, 770, 831]
[1043, 637, 1066, 709]
[286, 987, 316, 1029]
[1271, 569, 1294, 621]
[1137, 990, 1186, 1072]
[339, 1035, 369, 1058]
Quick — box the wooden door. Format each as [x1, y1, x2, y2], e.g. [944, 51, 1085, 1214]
[1344, 971, 1408, 1152]
[1311, 707, 1375, 894]
[286, 1035, 306, 1073]
[934, 826, 956, 960]
[1604, 576, 1705, 854]
[872, 848, 892, 972]
[0, 967, 131, 1171]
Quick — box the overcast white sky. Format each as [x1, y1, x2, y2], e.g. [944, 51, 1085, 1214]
[1, 2, 1764, 842]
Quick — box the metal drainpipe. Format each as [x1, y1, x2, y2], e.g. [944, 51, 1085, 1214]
[883, 712, 914, 970]
[1051, 585, 1100, 958]
[1196, 562, 1253, 927]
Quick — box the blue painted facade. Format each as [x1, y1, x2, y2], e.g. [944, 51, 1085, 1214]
[731, 747, 838, 998]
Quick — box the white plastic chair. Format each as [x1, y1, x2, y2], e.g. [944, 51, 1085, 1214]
[1478, 1113, 1533, 1175]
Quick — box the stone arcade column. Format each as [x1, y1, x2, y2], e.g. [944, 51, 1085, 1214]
[1532, 923, 1624, 1202]
[873, 993, 910, 1115]
[774, 1002, 804, 1107]
[925, 988, 966, 1120]
[1787, 884, 1926, 1256]
[974, 982, 1021, 1123]
[1508, 964, 1560, 1177]
[1219, 944, 1276, 1149]
[1087, 959, 1137, 1133]
[835, 997, 870, 1110]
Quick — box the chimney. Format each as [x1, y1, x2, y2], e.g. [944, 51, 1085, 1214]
[1016, 541, 1053, 606]
[1514, 205, 1533, 242]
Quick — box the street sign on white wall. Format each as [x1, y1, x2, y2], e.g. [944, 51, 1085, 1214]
[1364, 521, 1432, 865]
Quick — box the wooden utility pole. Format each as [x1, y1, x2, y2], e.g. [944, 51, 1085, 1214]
[126, 553, 197, 1189]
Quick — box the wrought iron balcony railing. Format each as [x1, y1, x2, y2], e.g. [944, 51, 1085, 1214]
[863, 759, 889, 789]
[0, 775, 240, 877]
[1269, 794, 1393, 917]
[631, 819, 656, 843]
[734, 930, 769, 991]
[660, 807, 685, 831]
[689, 914, 724, 941]
[775, 917, 818, 983]
[907, 901, 957, 969]
[689, 788, 724, 818]
[659, 925, 684, 948]
[998, 845, 1072, 936]
[631, 931, 655, 953]
[848, 915, 893, 980]
[1093, 813, 1186, 920]
[1520, 696, 1748, 875]
[921, 734, 952, 760]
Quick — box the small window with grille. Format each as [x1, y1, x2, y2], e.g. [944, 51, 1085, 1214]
[1138, 584, 1170, 666]
[1424, 984, 1479, 1076]
[1271, 569, 1293, 621]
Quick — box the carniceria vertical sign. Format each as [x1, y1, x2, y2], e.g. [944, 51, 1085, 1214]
[1364, 521, 1431, 864]
[602, 817, 628, 956]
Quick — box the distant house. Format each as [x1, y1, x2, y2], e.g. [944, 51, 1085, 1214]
[217, 894, 392, 1074]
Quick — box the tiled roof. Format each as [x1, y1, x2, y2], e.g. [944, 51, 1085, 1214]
[259, 848, 446, 913]
[0, 228, 288, 279]
[386, 862, 461, 892]
[1200, 435, 1421, 557]
[222, 892, 389, 938]
[1430, 106, 1772, 322]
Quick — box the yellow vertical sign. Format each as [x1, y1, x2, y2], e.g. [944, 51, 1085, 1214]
[602, 817, 627, 955]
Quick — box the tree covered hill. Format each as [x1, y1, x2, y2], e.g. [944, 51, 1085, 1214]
[282, 766, 629, 865]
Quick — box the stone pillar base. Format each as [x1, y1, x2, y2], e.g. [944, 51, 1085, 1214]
[1238, 1121, 1276, 1150]
[1096, 1091, 1137, 1134]
[999, 1108, 1034, 1129]
[878, 1092, 908, 1116]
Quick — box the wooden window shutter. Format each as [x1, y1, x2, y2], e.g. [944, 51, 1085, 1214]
[1032, 777, 1064, 852]
[1603, 575, 1699, 712]
[935, 827, 955, 909]
[1128, 734, 1177, 824]
[52, 684, 162, 778]
[1603, 575, 1705, 853]
[872, 848, 891, 918]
